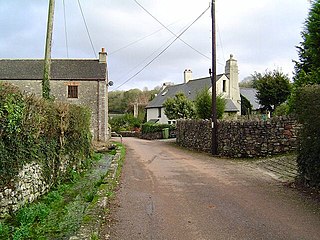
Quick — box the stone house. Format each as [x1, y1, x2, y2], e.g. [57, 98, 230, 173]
[146, 54, 241, 124]
[0, 48, 109, 141]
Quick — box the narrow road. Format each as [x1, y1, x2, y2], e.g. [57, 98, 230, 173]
[103, 137, 320, 240]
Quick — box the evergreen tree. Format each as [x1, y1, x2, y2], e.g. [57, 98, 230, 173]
[163, 92, 196, 120]
[253, 69, 291, 113]
[194, 87, 226, 119]
[294, 0, 320, 87]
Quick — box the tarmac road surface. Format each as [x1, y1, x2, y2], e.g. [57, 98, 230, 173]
[103, 137, 320, 240]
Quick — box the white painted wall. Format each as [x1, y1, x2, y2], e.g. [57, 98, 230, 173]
[146, 107, 170, 124]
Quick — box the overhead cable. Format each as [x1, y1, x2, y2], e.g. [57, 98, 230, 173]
[63, 0, 69, 57]
[115, 5, 210, 90]
[109, 20, 180, 55]
[134, 0, 210, 60]
[77, 0, 97, 58]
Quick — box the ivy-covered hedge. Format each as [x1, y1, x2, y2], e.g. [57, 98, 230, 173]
[0, 82, 93, 189]
[295, 85, 320, 188]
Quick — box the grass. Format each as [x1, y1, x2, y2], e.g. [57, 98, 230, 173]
[0, 144, 125, 240]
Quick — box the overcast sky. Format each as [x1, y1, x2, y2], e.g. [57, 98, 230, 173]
[0, 0, 311, 90]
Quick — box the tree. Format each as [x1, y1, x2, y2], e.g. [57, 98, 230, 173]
[163, 92, 196, 120]
[252, 69, 291, 113]
[108, 87, 160, 114]
[194, 87, 226, 119]
[293, 0, 320, 87]
[239, 76, 255, 88]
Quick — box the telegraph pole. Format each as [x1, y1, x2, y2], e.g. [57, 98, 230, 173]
[211, 0, 218, 155]
[43, 0, 55, 99]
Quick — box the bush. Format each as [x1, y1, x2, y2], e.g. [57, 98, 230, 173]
[109, 114, 141, 132]
[273, 102, 289, 116]
[141, 123, 176, 134]
[295, 85, 320, 188]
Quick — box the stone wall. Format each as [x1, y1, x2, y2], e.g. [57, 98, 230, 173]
[1, 162, 49, 217]
[176, 117, 300, 158]
[0, 155, 85, 218]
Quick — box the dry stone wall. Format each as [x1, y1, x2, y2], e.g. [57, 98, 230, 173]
[0, 163, 49, 217]
[0, 156, 83, 218]
[176, 117, 300, 158]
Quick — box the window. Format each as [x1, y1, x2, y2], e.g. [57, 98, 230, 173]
[223, 80, 226, 92]
[158, 107, 161, 118]
[68, 85, 78, 98]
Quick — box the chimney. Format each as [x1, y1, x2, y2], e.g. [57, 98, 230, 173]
[161, 82, 174, 91]
[184, 69, 192, 83]
[99, 47, 107, 63]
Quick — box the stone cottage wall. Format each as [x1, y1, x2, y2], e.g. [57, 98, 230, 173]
[176, 117, 300, 158]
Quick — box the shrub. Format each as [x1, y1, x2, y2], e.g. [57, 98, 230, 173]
[274, 102, 290, 116]
[141, 123, 176, 134]
[109, 114, 141, 132]
[295, 85, 320, 188]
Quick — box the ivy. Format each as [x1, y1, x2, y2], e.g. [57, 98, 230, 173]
[0, 82, 93, 190]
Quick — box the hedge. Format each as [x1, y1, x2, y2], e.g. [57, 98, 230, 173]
[295, 84, 320, 188]
[0, 82, 93, 189]
[141, 122, 176, 134]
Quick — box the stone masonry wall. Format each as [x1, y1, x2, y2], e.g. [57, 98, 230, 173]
[176, 117, 300, 158]
[0, 162, 49, 217]
[0, 154, 84, 218]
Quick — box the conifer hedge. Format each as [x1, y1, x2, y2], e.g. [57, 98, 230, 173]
[295, 85, 320, 188]
[0, 82, 93, 189]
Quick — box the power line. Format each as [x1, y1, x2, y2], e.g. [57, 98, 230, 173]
[115, 19, 197, 83]
[134, 0, 210, 60]
[109, 20, 180, 55]
[63, 0, 69, 58]
[115, 35, 176, 83]
[77, 0, 97, 58]
[115, 5, 210, 90]
[217, 23, 225, 64]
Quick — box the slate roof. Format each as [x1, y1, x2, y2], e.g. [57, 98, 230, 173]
[240, 87, 261, 110]
[225, 99, 239, 112]
[0, 59, 106, 81]
[146, 75, 223, 108]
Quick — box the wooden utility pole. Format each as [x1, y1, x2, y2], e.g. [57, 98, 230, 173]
[211, 0, 218, 155]
[43, 0, 55, 99]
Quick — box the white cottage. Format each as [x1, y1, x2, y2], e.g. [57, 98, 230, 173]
[146, 54, 241, 124]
